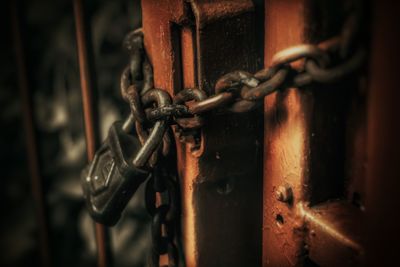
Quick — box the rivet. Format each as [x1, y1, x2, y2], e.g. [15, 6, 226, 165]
[275, 185, 293, 204]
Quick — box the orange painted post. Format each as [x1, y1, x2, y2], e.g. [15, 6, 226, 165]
[262, 1, 310, 266]
[263, 1, 367, 266]
[142, 1, 263, 266]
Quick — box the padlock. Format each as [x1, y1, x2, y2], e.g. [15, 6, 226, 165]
[81, 89, 171, 226]
[81, 114, 167, 226]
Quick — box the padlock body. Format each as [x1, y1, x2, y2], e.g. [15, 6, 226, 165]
[81, 121, 150, 226]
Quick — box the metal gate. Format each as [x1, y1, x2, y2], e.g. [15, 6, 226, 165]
[7, 0, 400, 266]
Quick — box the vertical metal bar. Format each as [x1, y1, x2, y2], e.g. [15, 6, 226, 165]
[10, 1, 51, 266]
[142, 1, 262, 266]
[263, 1, 366, 266]
[72, 0, 100, 156]
[262, 1, 309, 266]
[72, 0, 112, 266]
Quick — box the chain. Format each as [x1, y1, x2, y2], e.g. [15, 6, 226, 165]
[121, 16, 365, 132]
[122, 29, 180, 267]
[119, 4, 365, 266]
[145, 165, 179, 267]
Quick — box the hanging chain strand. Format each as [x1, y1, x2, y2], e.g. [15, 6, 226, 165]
[145, 165, 179, 267]
[119, 3, 365, 266]
[122, 29, 180, 267]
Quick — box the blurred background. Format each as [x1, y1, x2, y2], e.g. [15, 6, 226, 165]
[0, 0, 151, 266]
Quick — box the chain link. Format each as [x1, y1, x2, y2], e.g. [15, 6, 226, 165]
[119, 4, 365, 266]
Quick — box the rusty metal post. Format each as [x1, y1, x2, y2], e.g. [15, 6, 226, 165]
[142, 1, 263, 266]
[262, 1, 311, 265]
[263, 1, 366, 266]
[73, 0, 112, 266]
[10, 1, 51, 266]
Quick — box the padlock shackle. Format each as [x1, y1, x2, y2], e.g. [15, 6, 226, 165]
[132, 120, 167, 167]
[132, 89, 171, 167]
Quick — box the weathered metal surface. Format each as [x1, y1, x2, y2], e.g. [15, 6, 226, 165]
[366, 1, 400, 266]
[302, 201, 363, 267]
[263, 1, 366, 266]
[142, 1, 263, 266]
[263, 1, 310, 266]
[73, 0, 112, 266]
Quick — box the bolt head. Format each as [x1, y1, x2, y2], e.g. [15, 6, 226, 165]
[275, 185, 293, 204]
